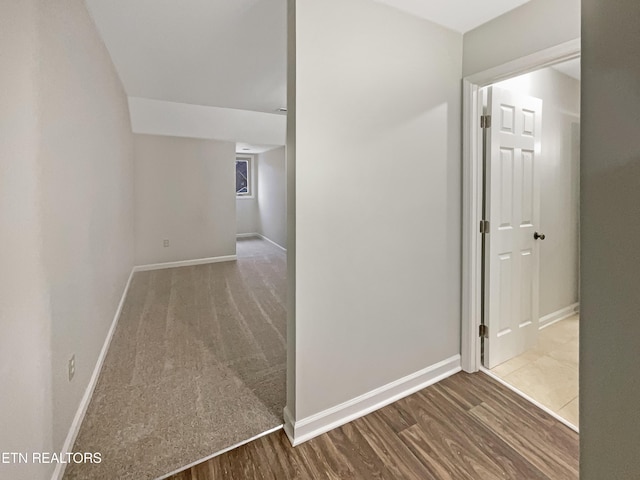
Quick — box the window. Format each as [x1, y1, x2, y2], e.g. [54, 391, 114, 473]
[236, 157, 251, 196]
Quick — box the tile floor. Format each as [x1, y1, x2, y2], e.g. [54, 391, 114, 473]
[489, 314, 579, 427]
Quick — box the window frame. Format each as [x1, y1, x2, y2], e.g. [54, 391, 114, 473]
[235, 155, 254, 198]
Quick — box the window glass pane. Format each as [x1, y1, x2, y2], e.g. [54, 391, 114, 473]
[236, 160, 250, 195]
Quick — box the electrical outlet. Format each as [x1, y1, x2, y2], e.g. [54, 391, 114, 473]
[68, 355, 75, 382]
[163, 239, 170, 248]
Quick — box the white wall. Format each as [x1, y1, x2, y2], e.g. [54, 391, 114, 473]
[236, 198, 259, 234]
[494, 67, 580, 318]
[0, 1, 54, 479]
[128, 97, 286, 146]
[235, 148, 287, 246]
[581, 0, 640, 477]
[1, 1, 135, 478]
[463, 0, 580, 77]
[285, 0, 297, 418]
[258, 147, 287, 248]
[37, 0, 136, 455]
[290, 0, 462, 423]
[236, 155, 259, 235]
[134, 134, 236, 265]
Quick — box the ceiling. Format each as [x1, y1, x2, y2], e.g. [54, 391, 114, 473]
[551, 58, 581, 81]
[87, 0, 533, 116]
[236, 142, 280, 154]
[372, 0, 532, 33]
[85, 0, 287, 114]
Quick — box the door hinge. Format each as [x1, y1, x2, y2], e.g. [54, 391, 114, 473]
[479, 219, 490, 234]
[479, 324, 488, 338]
[480, 115, 492, 129]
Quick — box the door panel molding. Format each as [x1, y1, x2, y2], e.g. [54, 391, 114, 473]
[484, 86, 542, 368]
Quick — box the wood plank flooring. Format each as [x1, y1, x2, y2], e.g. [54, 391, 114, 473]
[169, 372, 579, 480]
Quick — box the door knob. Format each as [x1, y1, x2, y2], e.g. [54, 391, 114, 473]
[534, 232, 546, 240]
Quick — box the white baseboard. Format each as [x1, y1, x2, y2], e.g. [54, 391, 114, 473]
[256, 234, 286, 252]
[284, 355, 461, 446]
[480, 367, 578, 433]
[282, 406, 296, 446]
[52, 268, 135, 480]
[539, 302, 580, 330]
[236, 232, 286, 252]
[133, 255, 237, 272]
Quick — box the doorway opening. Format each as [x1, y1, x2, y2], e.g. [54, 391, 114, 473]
[233, 143, 289, 426]
[461, 40, 581, 432]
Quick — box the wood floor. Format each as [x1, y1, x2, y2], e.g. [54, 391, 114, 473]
[169, 372, 578, 480]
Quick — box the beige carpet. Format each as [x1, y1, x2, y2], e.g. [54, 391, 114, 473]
[64, 237, 286, 479]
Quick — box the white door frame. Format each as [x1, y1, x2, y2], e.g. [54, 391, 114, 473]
[461, 39, 581, 373]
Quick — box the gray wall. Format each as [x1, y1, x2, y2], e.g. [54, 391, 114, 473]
[581, 0, 640, 477]
[1, 1, 135, 478]
[494, 68, 580, 318]
[291, 0, 462, 420]
[463, 0, 580, 77]
[134, 134, 236, 265]
[258, 147, 287, 248]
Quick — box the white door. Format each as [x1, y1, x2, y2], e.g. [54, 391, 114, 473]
[484, 86, 543, 369]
